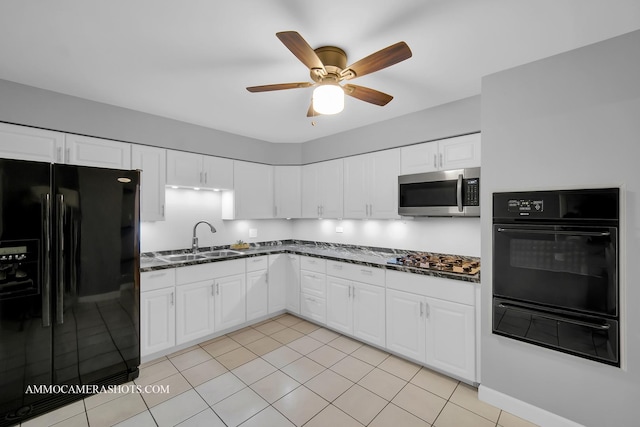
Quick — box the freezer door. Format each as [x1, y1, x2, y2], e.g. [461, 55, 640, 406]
[53, 164, 140, 385]
[0, 159, 53, 422]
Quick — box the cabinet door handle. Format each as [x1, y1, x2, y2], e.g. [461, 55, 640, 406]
[433, 154, 437, 168]
[216, 283, 220, 295]
[199, 171, 203, 183]
[170, 292, 174, 306]
[420, 301, 424, 317]
[439, 153, 443, 168]
[211, 284, 215, 296]
[161, 205, 165, 217]
[265, 272, 269, 284]
[351, 285, 355, 300]
[65, 148, 70, 163]
[204, 172, 208, 183]
[57, 147, 62, 162]
[425, 302, 430, 319]
[348, 285, 351, 298]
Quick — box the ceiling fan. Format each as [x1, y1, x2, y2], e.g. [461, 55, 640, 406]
[246, 31, 412, 116]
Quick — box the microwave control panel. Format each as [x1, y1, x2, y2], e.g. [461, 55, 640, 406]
[464, 179, 480, 206]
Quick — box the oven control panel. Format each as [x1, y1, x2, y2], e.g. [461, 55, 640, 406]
[507, 199, 544, 214]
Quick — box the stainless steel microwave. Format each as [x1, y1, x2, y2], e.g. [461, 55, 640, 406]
[398, 167, 480, 216]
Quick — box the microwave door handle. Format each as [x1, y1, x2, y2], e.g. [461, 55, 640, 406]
[456, 174, 463, 212]
[496, 228, 611, 237]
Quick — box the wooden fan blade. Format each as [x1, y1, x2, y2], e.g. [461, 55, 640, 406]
[276, 31, 326, 73]
[344, 84, 393, 106]
[342, 41, 412, 80]
[246, 82, 312, 92]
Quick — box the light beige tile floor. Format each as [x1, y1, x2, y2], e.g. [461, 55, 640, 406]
[17, 313, 540, 427]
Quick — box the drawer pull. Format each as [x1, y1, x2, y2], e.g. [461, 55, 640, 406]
[333, 265, 343, 269]
[148, 272, 166, 278]
[360, 269, 373, 275]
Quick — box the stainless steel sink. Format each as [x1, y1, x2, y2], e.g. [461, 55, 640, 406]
[159, 253, 207, 262]
[200, 249, 244, 258]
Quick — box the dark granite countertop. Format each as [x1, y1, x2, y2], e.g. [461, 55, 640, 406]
[140, 240, 480, 283]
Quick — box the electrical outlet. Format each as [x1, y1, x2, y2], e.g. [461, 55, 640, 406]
[249, 228, 258, 238]
[336, 226, 344, 233]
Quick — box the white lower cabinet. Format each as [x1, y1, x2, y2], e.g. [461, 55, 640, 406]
[386, 271, 476, 382]
[176, 280, 215, 345]
[268, 254, 297, 314]
[300, 257, 326, 324]
[246, 256, 269, 321]
[214, 273, 246, 331]
[140, 287, 176, 356]
[326, 262, 385, 347]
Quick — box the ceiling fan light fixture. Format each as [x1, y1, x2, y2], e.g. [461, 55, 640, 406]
[312, 82, 344, 115]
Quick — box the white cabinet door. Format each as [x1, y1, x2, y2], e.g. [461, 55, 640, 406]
[285, 254, 300, 314]
[140, 287, 176, 356]
[400, 142, 439, 175]
[65, 134, 131, 169]
[386, 289, 425, 362]
[369, 149, 400, 219]
[214, 274, 246, 331]
[318, 159, 343, 218]
[301, 160, 343, 218]
[343, 155, 368, 218]
[274, 166, 301, 218]
[439, 134, 481, 170]
[301, 163, 320, 218]
[228, 161, 274, 219]
[400, 134, 481, 174]
[166, 150, 203, 187]
[425, 297, 475, 382]
[176, 280, 215, 345]
[267, 254, 288, 313]
[353, 282, 386, 347]
[326, 276, 352, 335]
[0, 122, 64, 162]
[246, 269, 269, 321]
[202, 155, 233, 190]
[132, 145, 166, 221]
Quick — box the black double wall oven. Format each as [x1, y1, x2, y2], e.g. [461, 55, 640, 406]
[492, 188, 619, 366]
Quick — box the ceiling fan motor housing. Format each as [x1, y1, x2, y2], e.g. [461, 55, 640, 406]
[311, 46, 348, 81]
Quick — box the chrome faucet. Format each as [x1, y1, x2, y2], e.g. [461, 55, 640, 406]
[192, 221, 216, 254]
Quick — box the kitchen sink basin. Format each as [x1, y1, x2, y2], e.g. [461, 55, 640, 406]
[200, 249, 244, 257]
[158, 253, 207, 262]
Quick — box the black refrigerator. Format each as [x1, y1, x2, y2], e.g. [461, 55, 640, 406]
[0, 159, 140, 426]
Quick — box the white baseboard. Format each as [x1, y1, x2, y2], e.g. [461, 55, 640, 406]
[478, 385, 585, 427]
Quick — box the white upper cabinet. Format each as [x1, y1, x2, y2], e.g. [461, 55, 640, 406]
[274, 166, 301, 218]
[131, 145, 166, 221]
[400, 133, 481, 175]
[344, 149, 399, 219]
[64, 134, 131, 169]
[0, 123, 131, 170]
[166, 149, 233, 189]
[223, 160, 274, 219]
[0, 122, 64, 162]
[302, 159, 343, 218]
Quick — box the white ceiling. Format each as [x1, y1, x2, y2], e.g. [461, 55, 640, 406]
[1, 1, 639, 144]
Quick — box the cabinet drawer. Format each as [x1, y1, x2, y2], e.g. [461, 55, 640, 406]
[326, 261, 385, 287]
[301, 293, 326, 324]
[141, 269, 176, 291]
[300, 256, 326, 273]
[246, 255, 268, 272]
[386, 270, 475, 305]
[176, 259, 244, 285]
[301, 270, 326, 298]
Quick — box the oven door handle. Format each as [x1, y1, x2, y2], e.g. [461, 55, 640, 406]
[497, 303, 611, 330]
[496, 228, 610, 237]
[456, 174, 463, 212]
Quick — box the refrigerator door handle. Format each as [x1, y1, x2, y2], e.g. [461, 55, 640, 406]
[56, 194, 65, 324]
[42, 194, 51, 327]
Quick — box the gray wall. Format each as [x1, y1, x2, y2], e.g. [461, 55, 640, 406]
[480, 30, 640, 426]
[0, 78, 480, 165]
[0, 79, 302, 165]
[301, 95, 480, 163]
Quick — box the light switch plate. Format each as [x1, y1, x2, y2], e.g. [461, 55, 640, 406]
[249, 228, 258, 238]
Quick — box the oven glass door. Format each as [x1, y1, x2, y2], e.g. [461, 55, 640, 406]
[493, 224, 617, 317]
